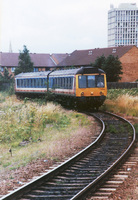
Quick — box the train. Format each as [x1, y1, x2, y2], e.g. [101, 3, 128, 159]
[15, 66, 107, 109]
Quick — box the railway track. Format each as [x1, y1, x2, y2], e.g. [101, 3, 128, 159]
[1, 111, 136, 200]
[87, 146, 138, 199]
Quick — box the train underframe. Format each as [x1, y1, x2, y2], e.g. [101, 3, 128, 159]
[53, 94, 106, 110]
[76, 95, 106, 110]
[15, 91, 106, 110]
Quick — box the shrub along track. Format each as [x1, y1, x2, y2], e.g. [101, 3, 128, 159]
[1, 111, 136, 200]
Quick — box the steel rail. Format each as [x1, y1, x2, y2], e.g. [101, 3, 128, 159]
[0, 111, 135, 200]
[71, 111, 136, 200]
[0, 112, 105, 200]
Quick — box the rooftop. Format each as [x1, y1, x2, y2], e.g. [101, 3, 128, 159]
[0, 52, 68, 67]
[58, 46, 135, 67]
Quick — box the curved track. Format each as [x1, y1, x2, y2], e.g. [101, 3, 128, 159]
[1, 111, 136, 200]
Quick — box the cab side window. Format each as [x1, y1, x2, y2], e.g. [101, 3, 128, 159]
[79, 76, 86, 88]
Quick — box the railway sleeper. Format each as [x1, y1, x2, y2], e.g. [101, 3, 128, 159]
[23, 194, 74, 199]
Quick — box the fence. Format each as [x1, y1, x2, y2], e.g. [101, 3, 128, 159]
[107, 82, 138, 89]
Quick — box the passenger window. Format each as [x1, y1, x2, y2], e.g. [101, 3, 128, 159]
[21, 79, 23, 87]
[38, 79, 40, 88]
[71, 77, 73, 89]
[32, 79, 34, 88]
[17, 79, 20, 88]
[59, 78, 61, 88]
[63, 78, 65, 88]
[67, 78, 69, 89]
[24, 79, 27, 88]
[34, 79, 36, 88]
[49, 78, 52, 88]
[27, 79, 29, 87]
[39, 79, 41, 88]
[55, 78, 57, 88]
[68, 77, 72, 89]
[44, 78, 46, 88]
[42, 78, 44, 88]
[30, 79, 33, 88]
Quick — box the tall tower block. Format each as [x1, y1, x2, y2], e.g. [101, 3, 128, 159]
[108, 3, 138, 47]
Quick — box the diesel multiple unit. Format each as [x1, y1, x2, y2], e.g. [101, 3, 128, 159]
[15, 66, 107, 109]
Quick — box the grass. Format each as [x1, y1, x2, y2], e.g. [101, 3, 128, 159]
[102, 88, 138, 117]
[106, 88, 138, 100]
[0, 89, 137, 173]
[0, 93, 93, 171]
[102, 88, 138, 142]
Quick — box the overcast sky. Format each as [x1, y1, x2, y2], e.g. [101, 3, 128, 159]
[0, 0, 137, 53]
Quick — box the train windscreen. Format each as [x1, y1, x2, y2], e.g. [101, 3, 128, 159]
[79, 75, 104, 88]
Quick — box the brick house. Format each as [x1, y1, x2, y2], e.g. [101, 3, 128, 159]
[0, 52, 68, 76]
[58, 45, 138, 82]
[0, 46, 138, 82]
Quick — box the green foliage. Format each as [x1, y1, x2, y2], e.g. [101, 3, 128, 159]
[92, 55, 123, 82]
[103, 55, 123, 82]
[92, 54, 106, 69]
[0, 103, 71, 144]
[0, 93, 93, 171]
[0, 67, 14, 91]
[0, 96, 92, 146]
[102, 88, 138, 117]
[107, 88, 138, 100]
[107, 124, 118, 134]
[0, 67, 14, 83]
[134, 124, 138, 141]
[0, 67, 13, 82]
[14, 45, 34, 75]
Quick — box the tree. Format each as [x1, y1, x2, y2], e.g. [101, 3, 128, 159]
[14, 45, 34, 75]
[0, 67, 14, 91]
[92, 55, 106, 69]
[102, 55, 123, 82]
[0, 67, 13, 83]
[93, 55, 123, 82]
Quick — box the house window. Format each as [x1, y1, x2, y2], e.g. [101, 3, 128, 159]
[34, 67, 39, 72]
[88, 50, 92, 55]
[0, 67, 4, 72]
[11, 67, 15, 72]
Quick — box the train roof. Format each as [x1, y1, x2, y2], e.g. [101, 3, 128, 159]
[49, 68, 79, 76]
[76, 67, 105, 74]
[15, 67, 105, 78]
[50, 66, 105, 76]
[15, 71, 51, 78]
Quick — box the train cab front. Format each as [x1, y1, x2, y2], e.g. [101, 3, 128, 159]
[76, 72, 107, 109]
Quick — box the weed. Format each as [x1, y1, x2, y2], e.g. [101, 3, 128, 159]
[0, 92, 92, 171]
[3, 162, 11, 168]
[107, 88, 138, 100]
[103, 89, 138, 117]
[134, 124, 138, 142]
[107, 125, 118, 134]
[134, 123, 138, 133]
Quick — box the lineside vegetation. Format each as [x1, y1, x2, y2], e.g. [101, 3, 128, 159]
[0, 93, 93, 170]
[102, 88, 138, 117]
[102, 88, 138, 139]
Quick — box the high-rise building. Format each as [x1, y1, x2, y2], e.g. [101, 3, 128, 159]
[108, 3, 138, 47]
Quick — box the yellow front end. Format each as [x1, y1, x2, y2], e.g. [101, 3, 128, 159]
[75, 74, 107, 97]
[74, 73, 107, 109]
